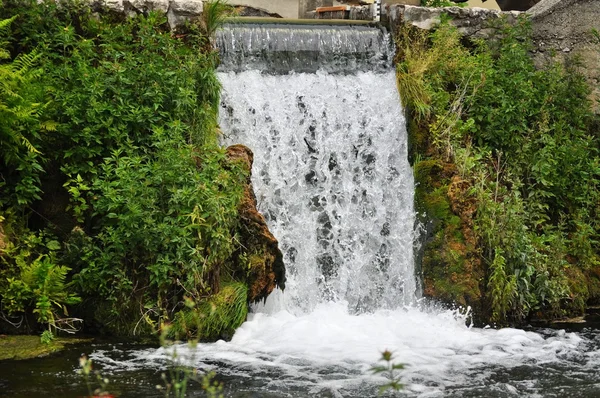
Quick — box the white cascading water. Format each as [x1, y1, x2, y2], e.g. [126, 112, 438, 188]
[219, 69, 417, 314]
[90, 24, 599, 397]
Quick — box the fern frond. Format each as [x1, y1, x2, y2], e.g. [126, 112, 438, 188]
[11, 49, 41, 76]
[21, 135, 41, 153]
[40, 120, 58, 131]
[0, 16, 17, 33]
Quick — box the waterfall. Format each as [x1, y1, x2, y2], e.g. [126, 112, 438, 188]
[217, 24, 416, 315]
[88, 23, 593, 398]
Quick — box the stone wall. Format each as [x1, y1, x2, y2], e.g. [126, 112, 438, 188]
[92, 0, 203, 28]
[385, 0, 599, 108]
[385, 4, 519, 38]
[528, 0, 600, 109]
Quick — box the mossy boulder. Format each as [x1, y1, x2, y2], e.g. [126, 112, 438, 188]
[225, 144, 286, 303]
[162, 145, 286, 342]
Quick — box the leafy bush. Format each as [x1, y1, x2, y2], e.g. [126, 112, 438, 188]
[0, 1, 248, 336]
[398, 17, 600, 323]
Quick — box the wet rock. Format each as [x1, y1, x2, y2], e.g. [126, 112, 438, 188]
[225, 145, 285, 303]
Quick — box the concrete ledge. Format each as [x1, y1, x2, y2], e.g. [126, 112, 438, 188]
[225, 16, 375, 25]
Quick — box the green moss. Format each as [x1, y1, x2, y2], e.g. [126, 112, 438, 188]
[586, 266, 600, 305]
[423, 188, 461, 231]
[248, 253, 265, 269]
[557, 266, 588, 317]
[0, 335, 91, 360]
[414, 156, 482, 312]
[168, 282, 248, 341]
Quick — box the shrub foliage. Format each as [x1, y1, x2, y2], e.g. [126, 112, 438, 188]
[0, 0, 246, 337]
[398, 17, 600, 324]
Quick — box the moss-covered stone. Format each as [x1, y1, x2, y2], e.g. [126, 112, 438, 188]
[225, 145, 285, 303]
[411, 113, 485, 319]
[0, 335, 91, 360]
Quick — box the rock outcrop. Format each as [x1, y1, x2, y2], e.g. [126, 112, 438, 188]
[386, 1, 599, 109]
[225, 145, 286, 303]
[233, 5, 283, 17]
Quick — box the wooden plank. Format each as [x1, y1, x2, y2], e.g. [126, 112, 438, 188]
[316, 5, 350, 12]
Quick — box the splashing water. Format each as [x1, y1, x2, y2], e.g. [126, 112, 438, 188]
[219, 69, 417, 314]
[88, 24, 600, 397]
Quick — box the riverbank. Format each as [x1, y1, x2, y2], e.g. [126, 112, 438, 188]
[0, 335, 92, 360]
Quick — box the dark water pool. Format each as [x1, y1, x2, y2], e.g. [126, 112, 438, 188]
[1, 312, 599, 398]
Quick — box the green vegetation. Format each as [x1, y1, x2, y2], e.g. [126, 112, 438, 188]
[166, 282, 248, 341]
[420, 0, 466, 7]
[0, 0, 260, 340]
[371, 350, 405, 394]
[0, 335, 90, 360]
[397, 17, 600, 324]
[0, 13, 49, 209]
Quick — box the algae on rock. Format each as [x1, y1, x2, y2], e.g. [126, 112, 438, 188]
[0, 335, 90, 360]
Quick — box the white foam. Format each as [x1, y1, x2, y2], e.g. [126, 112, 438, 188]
[90, 301, 591, 396]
